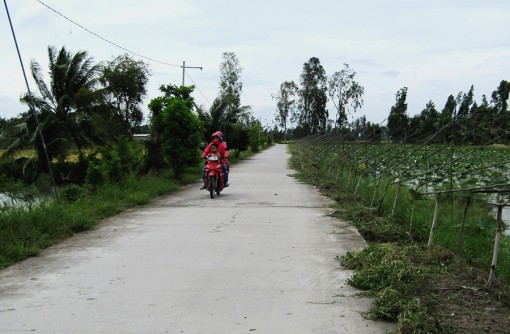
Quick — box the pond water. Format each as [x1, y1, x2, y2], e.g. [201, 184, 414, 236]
[0, 192, 44, 208]
[0, 192, 11, 205]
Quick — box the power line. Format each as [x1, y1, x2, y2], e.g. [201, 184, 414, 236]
[185, 71, 211, 106]
[35, 0, 213, 107]
[35, 0, 181, 68]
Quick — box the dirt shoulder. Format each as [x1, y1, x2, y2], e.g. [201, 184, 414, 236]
[430, 265, 510, 333]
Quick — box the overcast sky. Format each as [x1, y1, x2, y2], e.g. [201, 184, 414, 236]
[1, 0, 509, 128]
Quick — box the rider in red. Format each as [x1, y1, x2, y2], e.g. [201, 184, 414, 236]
[201, 131, 229, 189]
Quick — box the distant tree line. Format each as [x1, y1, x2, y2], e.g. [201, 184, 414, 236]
[386, 82, 510, 144]
[272, 56, 510, 145]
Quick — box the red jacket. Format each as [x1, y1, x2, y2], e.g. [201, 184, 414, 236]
[202, 141, 228, 163]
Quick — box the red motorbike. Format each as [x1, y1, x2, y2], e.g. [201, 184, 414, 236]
[204, 154, 224, 198]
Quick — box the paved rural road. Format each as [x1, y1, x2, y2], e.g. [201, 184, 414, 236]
[0, 144, 394, 334]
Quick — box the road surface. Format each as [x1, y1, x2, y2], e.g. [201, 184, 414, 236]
[0, 144, 394, 333]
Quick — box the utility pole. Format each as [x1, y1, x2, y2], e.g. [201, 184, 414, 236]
[181, 61, 203, 86]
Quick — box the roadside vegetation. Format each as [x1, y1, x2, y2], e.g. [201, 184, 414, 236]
[269, 54, 510, 332]
[289, 143, 510, 333]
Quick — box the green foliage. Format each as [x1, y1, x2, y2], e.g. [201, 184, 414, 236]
[52, 152, 90, 184]
[387, 87, 409, 141]
[296, 57, 328, 135]
[227, 126, 249, 156]
[60, 183, 83, 203]
[248, 124, 263, 152]
[219, 52, 243, 112]
[290, 140, 510, 332]
[340, 244, 447, 332]
[272, 81, 298, 140]
[146, 85, 203, 174]
[100, 54, 151, 134]
[396, 297, 439, 334]
[86, 137, 144, 186]
[18, 46, 103, 167]
[328, 63, 364, 129]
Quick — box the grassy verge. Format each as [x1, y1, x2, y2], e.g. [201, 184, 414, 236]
[0, 145, 269, 270]
[288, 143, 510, 334]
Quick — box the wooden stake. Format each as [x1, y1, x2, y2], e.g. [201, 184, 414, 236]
[456, 195, 471, 254]
[354, 173, 362, 195]
[377, 179, 391, 214]
[409, 195, 416, 242]
[391, 180, 401, 216]
[427, 193, 441, 249]
[346, 166, 353, 187]
[371, 177, 381, 207]
[488, 204, 503, 287]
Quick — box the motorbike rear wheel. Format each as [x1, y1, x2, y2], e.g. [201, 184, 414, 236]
[209, 175, 216, 199]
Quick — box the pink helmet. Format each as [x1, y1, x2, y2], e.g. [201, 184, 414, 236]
[211, 131, 223, 141]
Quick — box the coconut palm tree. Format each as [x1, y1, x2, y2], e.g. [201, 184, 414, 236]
[3, 46, 102, 170]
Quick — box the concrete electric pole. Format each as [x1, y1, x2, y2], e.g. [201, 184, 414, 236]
[181, 61, 203, 86]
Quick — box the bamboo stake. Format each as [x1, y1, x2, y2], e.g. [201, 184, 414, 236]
[371, 177, 381, 207]
[456, 195, 471, 254]
[427, 193, 441, 249]
[346, 166, 353, 187]
[354, 173, 363, 195]
[409, 194, 416, 241]
[488, 204, 503, 287]
[391, 180, 401, 216]
[377, 179, 391, 214]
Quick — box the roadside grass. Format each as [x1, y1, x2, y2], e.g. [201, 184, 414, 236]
[0, 145, 268, 270]
[0, 170, 183, 269]
[288, 143, 510, 333]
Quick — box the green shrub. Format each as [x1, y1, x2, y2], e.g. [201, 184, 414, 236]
[248, 124, 263, 152]
[85, 137, 144, 186]
[60, 184, 83, 203]
[145, 86, 203, 174]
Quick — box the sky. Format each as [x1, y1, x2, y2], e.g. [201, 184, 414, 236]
[1, 0, 510, 129]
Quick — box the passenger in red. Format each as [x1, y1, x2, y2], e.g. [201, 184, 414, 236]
[201, 131, 229, 189]
[202, 131, 228, 163]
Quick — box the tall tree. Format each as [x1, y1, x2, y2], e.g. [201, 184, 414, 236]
[100, 54, 151, 135]
[272, 80, 298, 141]
[438, 94, 456, 143]
[218, 52, 249, 125]
[296, 57, 328, 136]
[419, 100, 440, 140]
[5, 46, 102, 169]
[328, 63, 364, 130]
[145, 85, 203, 173]
[455, 86, 475, 142]
[491, 80, 510, 114]
[387, 87, 409, 142]
[491, 80, 510, 141]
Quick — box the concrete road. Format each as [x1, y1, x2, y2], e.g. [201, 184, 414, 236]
[0, 144, 394, 334]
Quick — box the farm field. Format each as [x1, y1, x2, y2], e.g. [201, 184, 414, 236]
[290, 138, 510, 333]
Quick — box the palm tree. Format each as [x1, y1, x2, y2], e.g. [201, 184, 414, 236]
[3, 46, 102, 169]
[201, 97, 250, 136]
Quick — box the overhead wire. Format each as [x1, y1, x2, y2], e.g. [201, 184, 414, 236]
[35, 0, 181, 68]
[35, 0, 213, 105]
[185, 71, 212, 106]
